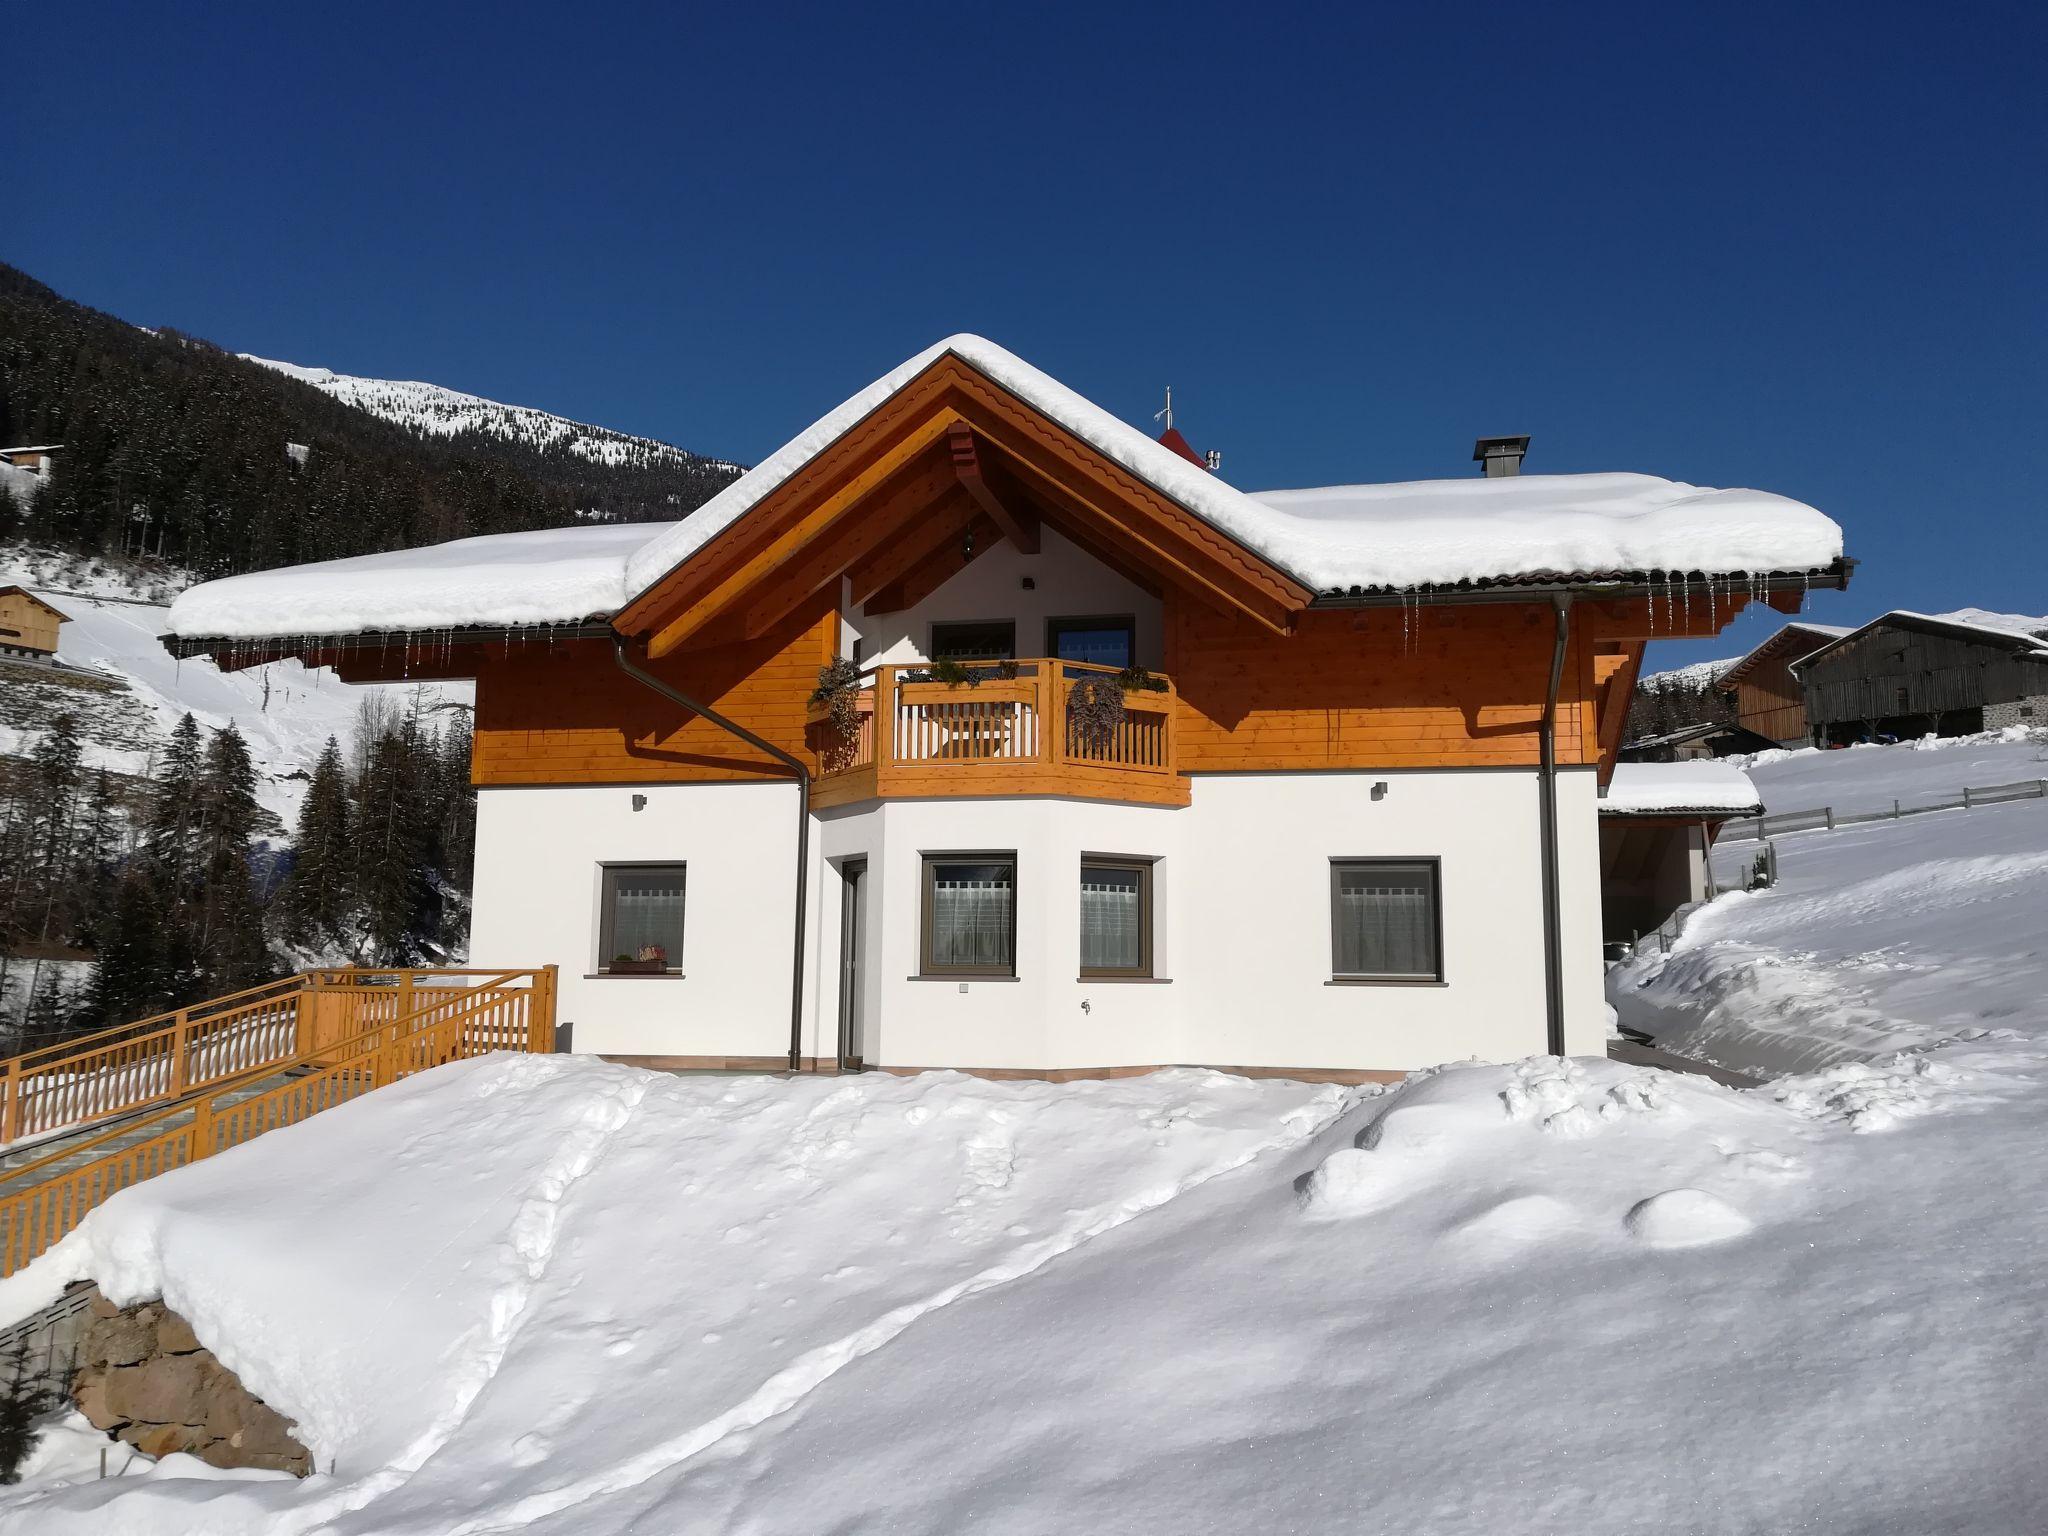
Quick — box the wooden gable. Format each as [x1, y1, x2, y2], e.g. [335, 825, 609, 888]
[612, 353, 1316, 659]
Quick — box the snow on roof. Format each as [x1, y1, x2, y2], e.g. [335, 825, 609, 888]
[166, 522, 661, 639]
[1791, 609, 2048, 672]
[1601, 761, 1763, 817]
[169, 334, 1846, 640]
[1717, 620, 1854, 684]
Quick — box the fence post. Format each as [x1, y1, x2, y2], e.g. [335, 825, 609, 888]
[166, 1010, 190, 1098]
[1963, 786, 1974, 809]
[1825, 806, 1835, 831]
[0, 1061, 17, 1145]
[188, 1092, 214, 1164]
[1892, 800, 1900, 819]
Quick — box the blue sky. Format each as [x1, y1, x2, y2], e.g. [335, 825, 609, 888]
[10, 2, 2043, 668]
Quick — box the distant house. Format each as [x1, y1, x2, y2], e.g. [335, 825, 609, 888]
[0, 444, 61, 476]
[1617, 718, 1779, 763]
[0, 586, 69, 662]
[1715, 621, 1851, 747]
[1793, 611, 2048, 745]
[1598, 761, 1762, 945]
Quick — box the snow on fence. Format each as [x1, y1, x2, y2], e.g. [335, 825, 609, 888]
[1717, 777, 2048, 842]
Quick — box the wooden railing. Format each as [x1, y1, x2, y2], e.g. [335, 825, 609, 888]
[0, 968, 555, 1276]
[0, 969, 541, 1150]
[807, 659, 1185, 807]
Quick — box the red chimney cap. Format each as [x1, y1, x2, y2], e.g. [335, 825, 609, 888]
[1156, 426, 1207, 468]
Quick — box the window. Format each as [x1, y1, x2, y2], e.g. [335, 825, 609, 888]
[1080, 857, 1152, 977]
[1047, 615, 1135, 670]
[1330, 859, 1441, 982]
[921, 854, 1017, 976]
[930, 621, 1016, 662]
[599, 864, 686, 973]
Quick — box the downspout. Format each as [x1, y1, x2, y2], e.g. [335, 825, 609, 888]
[1537, 594, 1572, 1058]
[610, 636, 813, 1074]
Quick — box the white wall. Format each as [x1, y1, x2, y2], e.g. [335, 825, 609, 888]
[469, 781, 811, 1060]
[473, 767, 1609, 1072]
[842, 526, 1164, 668]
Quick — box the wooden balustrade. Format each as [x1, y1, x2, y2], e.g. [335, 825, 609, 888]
[0, 968, 546, 1150]
[807, 659, 1186, 808]
[0, 968, 556, 1276]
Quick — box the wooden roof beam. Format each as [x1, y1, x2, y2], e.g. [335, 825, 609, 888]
[948, 423, 1038, 555]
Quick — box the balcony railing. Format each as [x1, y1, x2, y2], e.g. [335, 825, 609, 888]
[806, 659, 1186, 807]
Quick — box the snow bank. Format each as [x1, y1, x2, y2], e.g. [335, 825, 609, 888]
[0, 1056, 1341, 1531]
[165, 523, 659, 639]
[1601, 761, 1762, 816]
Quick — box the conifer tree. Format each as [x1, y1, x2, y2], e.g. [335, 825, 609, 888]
[283, 737, 355, 952]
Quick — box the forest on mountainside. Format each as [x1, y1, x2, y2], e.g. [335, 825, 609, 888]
[0, 263, 739, 580]
[1625, 666, 1736, 743]
[0, 697, 474, 1049]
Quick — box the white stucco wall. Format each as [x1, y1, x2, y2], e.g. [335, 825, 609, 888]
[475, 766, 1607, 1073]
[469, 780, 815, 1060]
[842, 526, 1164, 669]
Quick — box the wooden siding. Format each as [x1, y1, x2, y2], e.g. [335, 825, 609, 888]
[471, 599, 836, 786]
[1733, 668, 1807, 745]
[0, 590, 63, 653]
[1168, 601, 1605, 771]
[1801, 623, 2048, 733]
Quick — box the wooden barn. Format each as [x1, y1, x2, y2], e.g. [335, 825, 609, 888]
[1793, 611, 2048, 745]
[0, 586, 68, 661]
[1715, 621, 1851, 747]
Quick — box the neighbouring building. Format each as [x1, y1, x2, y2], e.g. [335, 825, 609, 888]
[1714, 620, 1852, 747]
[162, 335, 1848, 1081]
[1597, 761, 1762, 945]
[0, 585, 68, 662]
[1794, 610, 2048, 745]
[0, 444, 61, 476]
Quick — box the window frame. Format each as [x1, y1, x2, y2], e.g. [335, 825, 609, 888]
[1078, 855, 1154, 979]
[1328, 856, 1444, 985]
[919, 850, 1020, 979]
[1046, 614, 1137, 671]
[597, 861, 688, 976]
[928, 620, 1017, 663]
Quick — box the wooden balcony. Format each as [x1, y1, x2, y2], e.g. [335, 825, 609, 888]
[806, 659, 1188, 808]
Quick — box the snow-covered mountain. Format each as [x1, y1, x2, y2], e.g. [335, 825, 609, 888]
[239, 355, 740, 478]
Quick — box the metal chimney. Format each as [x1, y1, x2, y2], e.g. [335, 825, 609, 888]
[1472, 434, 1530, 477]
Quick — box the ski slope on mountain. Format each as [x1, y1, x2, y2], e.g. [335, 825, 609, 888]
[241, 354, 740, 475]
[0, 550, 470, 824]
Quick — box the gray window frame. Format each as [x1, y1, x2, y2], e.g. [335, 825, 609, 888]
[1328, 857, 1444, 984]
[598, 861, 687, 975]
[1079, 855, 1154, 979]
[920, 850, 1019, 978]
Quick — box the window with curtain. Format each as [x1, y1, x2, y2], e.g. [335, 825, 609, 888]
[600, 865, 687, 972]
[1080, 858, 1151, 977]
[922, 855, 1017, 975]
[1330, 859, 1441, 981]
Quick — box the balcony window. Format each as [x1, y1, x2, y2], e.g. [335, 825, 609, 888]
[1080, 857, 1152, 977]
[922, 854, 1016, 976]
[1048, 615, 1135, 670]
[599, 864, 686, 974]
[930, 621, 1016, 662]
[1330, 859, 1441, 982]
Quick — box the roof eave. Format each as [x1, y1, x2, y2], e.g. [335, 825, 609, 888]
[1308, 557, 1854, 610]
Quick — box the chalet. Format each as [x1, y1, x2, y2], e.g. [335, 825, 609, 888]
[1794, 610, 2048, 745]
[1715, 621, 1851, 747]
[0, 444, 61, 476]
[162, 336, 1848, 1082]
[0, 586, 68, 662]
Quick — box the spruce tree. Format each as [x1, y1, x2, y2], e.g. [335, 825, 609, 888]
[283, 737, 355, 953]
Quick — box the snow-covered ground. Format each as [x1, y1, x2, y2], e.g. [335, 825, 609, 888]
[1729, 725, 2048, 816]
[0, 548, 471, 825]
[5, 733, 2048, 1532]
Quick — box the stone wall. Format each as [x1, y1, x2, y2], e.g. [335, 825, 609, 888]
[1984, 695, 2048, 731]
[71, 1289, 310, 1474]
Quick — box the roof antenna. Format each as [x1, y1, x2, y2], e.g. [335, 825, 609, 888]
[1153, 386, 1173, 434]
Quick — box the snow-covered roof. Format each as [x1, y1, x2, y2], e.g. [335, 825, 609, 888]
[1717, 620, 1854, 685]
[168, 334, 1846, 641]
[1601, 761, 1763, 818]
[1791, 609, 2048, 672]
[167, 523, 658, 639]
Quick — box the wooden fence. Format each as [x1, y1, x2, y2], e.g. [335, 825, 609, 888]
[1718, 777, 2048, 842]
[0, 968, 555, 1276]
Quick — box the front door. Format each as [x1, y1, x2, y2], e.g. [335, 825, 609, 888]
[837, 859, 868, 1070]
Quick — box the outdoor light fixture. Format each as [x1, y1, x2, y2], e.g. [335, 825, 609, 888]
[1371, 782, 1388, 801]
[631, 794, 648, 812]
